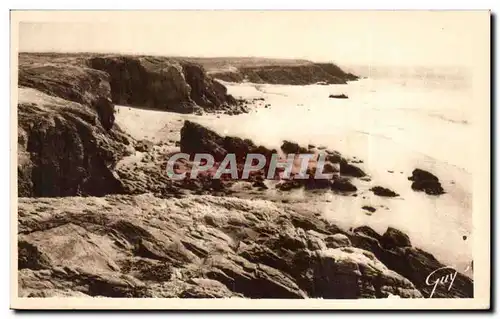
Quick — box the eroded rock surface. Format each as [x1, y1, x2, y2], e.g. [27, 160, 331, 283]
[17, 88, 131, 197]
[18, 194, 471, 299]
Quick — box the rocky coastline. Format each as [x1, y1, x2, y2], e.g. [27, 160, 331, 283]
[17, 53, 471, 299]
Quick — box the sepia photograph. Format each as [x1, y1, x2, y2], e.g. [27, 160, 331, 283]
[10, 10, 491, 310]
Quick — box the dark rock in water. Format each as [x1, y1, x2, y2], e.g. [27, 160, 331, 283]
[329, 94, 348, 99]
[362, 206, 376, 213]
[280, 140, 309, 154]
[323, 162, 339, 174]
[381, 227, 411, 249]
[325, 152, 342, 164]
[180, 121, 228, 161]
[308, 144, 316, 149]
[408, 169, 445, 195]
[411, 180, 445, 195]
[223, 136, 258, 162]
[409, 168, 439, 182]
[340, 159, 366, 177]
[370, 186, 399, 197]
[331, 177, 357, 193]
[180, 120, 275, 164]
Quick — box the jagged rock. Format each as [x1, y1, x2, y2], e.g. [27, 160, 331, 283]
[17, 194, 471, 298]
[323, 162, 340, 173]
[280, 140, 309, 154]
[408, 168, 445, 195]
[203, 254, 306, 298]
[349, 226, 473, 298]
[18, 57, 116, 130]
[323, 233, 352, 249]
[307, 248, 422, 298]
[380, 227, 412, 249]
[180, 120, 274, 164]
[340, 159, 366, 177]
[17, 88, 128, 197]
[180, 121, 228, 161]
[331, 177, 357, 193]
[370, 186, 399, 197]
[325, 151, 343, 163]
[352, 226, 382, 241]
[180, 278, 242, 298]
[305, 230, 328, 251]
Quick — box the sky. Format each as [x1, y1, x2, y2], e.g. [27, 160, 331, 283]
[16, 11, 490, 68]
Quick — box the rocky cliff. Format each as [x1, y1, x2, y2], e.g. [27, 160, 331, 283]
[17, 88, 130, 197]
[87, 56, 237, 113]
[17, 53, 242, 197]
[19, 53, 239, 114]
[209, 62, 358, 85]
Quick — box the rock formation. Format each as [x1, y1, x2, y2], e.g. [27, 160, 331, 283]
[211, 62, 358, 85]
[370, 186, 400, 197]
[329, 94, 348, 99]
[17, 88, 130, 197]
[17, 53, 246, 197]
[408, 168, 445, 195]
[20, 53, 240, 115]
[19, 194, 471, 299]
[16, 53, 472, 300]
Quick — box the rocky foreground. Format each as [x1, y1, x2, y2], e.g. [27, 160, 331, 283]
[17, 53, 472, 299]
[19, 193, 471, 298]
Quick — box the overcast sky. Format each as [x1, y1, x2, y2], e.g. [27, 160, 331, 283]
[16, 11, 489, 68]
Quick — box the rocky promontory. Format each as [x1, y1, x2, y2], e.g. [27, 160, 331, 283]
[19, 53, 242, 114]
[17, 53, 247, 197]
[182, 57, 358, 85]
